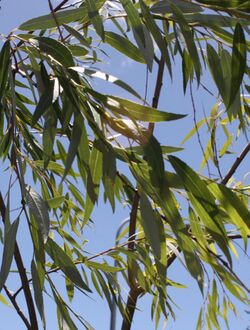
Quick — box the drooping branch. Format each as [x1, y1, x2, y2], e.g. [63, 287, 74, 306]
[0, 193, 38, 330]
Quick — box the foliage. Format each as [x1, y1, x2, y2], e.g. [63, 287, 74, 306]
[0, 0, 250, 329]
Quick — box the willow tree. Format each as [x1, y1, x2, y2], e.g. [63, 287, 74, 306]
[0, 0, 249, 329]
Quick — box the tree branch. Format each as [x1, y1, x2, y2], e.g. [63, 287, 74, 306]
[4, 285, 31, 329]
[221, 142, 250, 185]
[148, 56, 165, 135]
[0, 193, 38, 330]
[48, 0, 64, 41]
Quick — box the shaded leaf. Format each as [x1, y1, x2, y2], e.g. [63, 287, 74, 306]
[229, 23, 246, 106]
[86, 0, 104, 40]
[0, 218, 19, 291]
[85, 140, 103, 220]
[26, 186, 50, 243]
[46, 238, 91, 292]
[0, 41, 10, 101]
[105, 31, 145, 63]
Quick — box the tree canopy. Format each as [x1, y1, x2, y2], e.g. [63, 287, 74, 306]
[0, 0, 250, 329]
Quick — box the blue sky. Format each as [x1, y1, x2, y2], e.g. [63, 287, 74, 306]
[0, 1, 250, 329]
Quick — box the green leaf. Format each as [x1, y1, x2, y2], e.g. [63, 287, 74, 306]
[62, 113, 83, 182]
[208, 182, 250, 247]
[62, 24, 91, 48]
[207, 44, 226, 101]
[29, 37, 74, 67]
[0, 294, 10, 307]
[85, 140, 103, 220]
[181, 117, 207, 144]
[31, 260, 45, 327]
[143, 135, 165, 192]
[0, 218, 19, 291]
[102, 145, 117, 211]
[120, 0, 145, 46]
[19, 3, 106, 30]
[88, 90, 186, 122]
[86, 261, 123, 273]
[70, 66, 142, 100]
[86, 0, 104, 40]
[182, 49, 193, 93]
[168, 156, 232, 264]
[140, 193, 166, 265]
[140, 0, 172, 76]
[229, 23, 246, 106]
[171, 4, 201, 82]
[43, 106, 57, 168]
[46, 238, 91, 292]
[32, 83, 53, 126]
[151, 0, 203, 14]
[50, 285, 78, 330]
[26, 186, 50, 243]
[46, 196, 65, 209]
[0, 41, 10, 102]
[105, 31, 145, 63]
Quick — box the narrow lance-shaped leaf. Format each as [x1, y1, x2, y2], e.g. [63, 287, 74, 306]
[229, 23, 246, 106]
[46, 238, 91, 292]
[208, 182, 250, 248]
[0, 40, 10, 101]
[50, 284, 78, 330]
[61, 112, 84, 182]
[168, 156, 232, 265]
[85, 140, 103, 220]
[70, 66, 142, 100]
[207, 44, 226, 101]
[120, 0, 145, 46]
[143, 135, 165, 193]
[86, 0, 104, 40]
[0, 218, 19, 291]
[26, 186, 50, 243]
[140, 193, 166, 267]
[19, 2, 105, 30]
[31, 260, 45, 327]
[87, 89, 186, 122]
[171, 4, 201, 83]
[140, 0, 172, 77]
[105, 31, 145, 63]
[29, 37, 75, 67]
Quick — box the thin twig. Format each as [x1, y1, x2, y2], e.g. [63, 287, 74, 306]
[54, 0, 70, 11]
[4, 285, 31, 329]
[48, 0, 64, 41]
[221, 142, 250, 185]
[190, 83, 211, 177]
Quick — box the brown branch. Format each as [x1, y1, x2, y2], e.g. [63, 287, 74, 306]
[0, 193, 38, 330]
[48, 0, 64, 41]
[4, 285, 31, 329]
[148, 56, 165, 135]
[221, 142, 250, 185]
[121, 286, 144, 330]
[54, 0, 70, 11]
